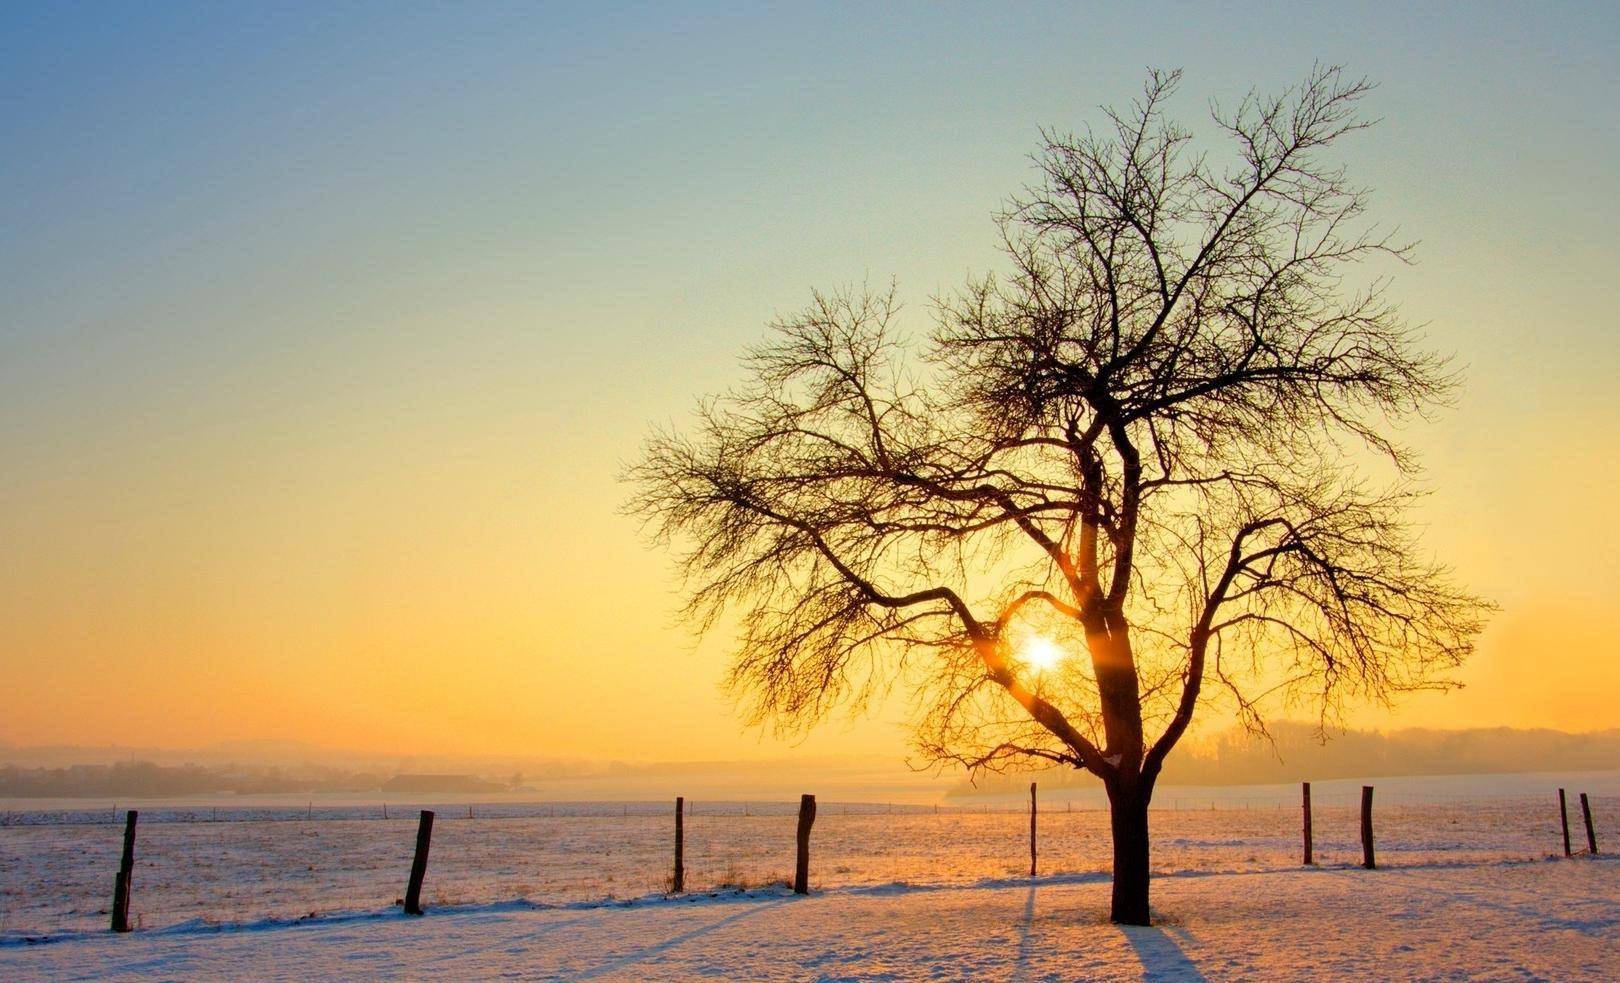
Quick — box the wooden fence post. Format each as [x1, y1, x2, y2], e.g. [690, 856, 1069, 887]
[1302, 782, 1313, 866]
[1559, 789, 1572, 857]
[110, 810, 138, 932]
[673, 796, 685, 893]
[1360, 786, 1376, 870]
[793, 794, 816, 894]
[1580, 793, 1598, 854]
[403, 810, 435, 915]
[1029, 782, 1038, 877]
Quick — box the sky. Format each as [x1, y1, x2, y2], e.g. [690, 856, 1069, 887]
[2, 2, 1618, 767]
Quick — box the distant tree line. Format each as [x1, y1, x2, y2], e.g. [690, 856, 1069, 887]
[0, 761, 390, 798]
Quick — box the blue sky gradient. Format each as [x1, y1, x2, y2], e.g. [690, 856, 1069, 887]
[3, 2, 1618, 757]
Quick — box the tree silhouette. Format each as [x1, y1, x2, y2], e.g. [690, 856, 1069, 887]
[628, 66, 1488, 924]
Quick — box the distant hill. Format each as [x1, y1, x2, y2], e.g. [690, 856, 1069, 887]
[382, 774, 505, 794]
[1164, 723, 1620, 785]
[946, 723, 1620, 796]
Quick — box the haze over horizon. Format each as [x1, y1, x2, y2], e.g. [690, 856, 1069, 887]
[4, 3, 1618, 767]
[7, 722, 1620, 803]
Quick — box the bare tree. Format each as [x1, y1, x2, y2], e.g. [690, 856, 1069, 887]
[627, 66, 1488, 924]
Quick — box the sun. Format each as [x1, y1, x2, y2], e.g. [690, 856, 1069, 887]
[1019, 634, 1067, 674]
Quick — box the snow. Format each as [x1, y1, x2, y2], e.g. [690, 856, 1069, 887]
[2, 785, 1618, 979]
[2, 856, 1616, 980]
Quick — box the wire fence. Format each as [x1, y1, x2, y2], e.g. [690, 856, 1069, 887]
[0, 787, 1609, 937]
[0, 787, 1562, 828]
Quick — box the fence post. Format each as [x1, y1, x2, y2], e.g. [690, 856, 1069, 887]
[673, 796, 685, 893]
[793, 794, 816, 894]
[1360, 786, 1376, 870]
[110, 810, 138, 932]
[1302, 782, 1313, 866]
[403, 810, 435, 915]
[1559, 789, 1572, 857]
[1029, 782, 1038, 877]
[1580, 793, 1599, 854]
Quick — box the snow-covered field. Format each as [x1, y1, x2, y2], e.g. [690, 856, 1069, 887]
[2, 855, 1616, 981]
[2, 778, 1617, 979]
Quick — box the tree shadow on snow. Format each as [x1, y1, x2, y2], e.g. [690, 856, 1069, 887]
[1013, 886, 1206, 983]
[1120, 922, 1206, 982]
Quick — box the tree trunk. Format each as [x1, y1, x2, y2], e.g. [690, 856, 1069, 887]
[1107, 783, 1151, 925]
